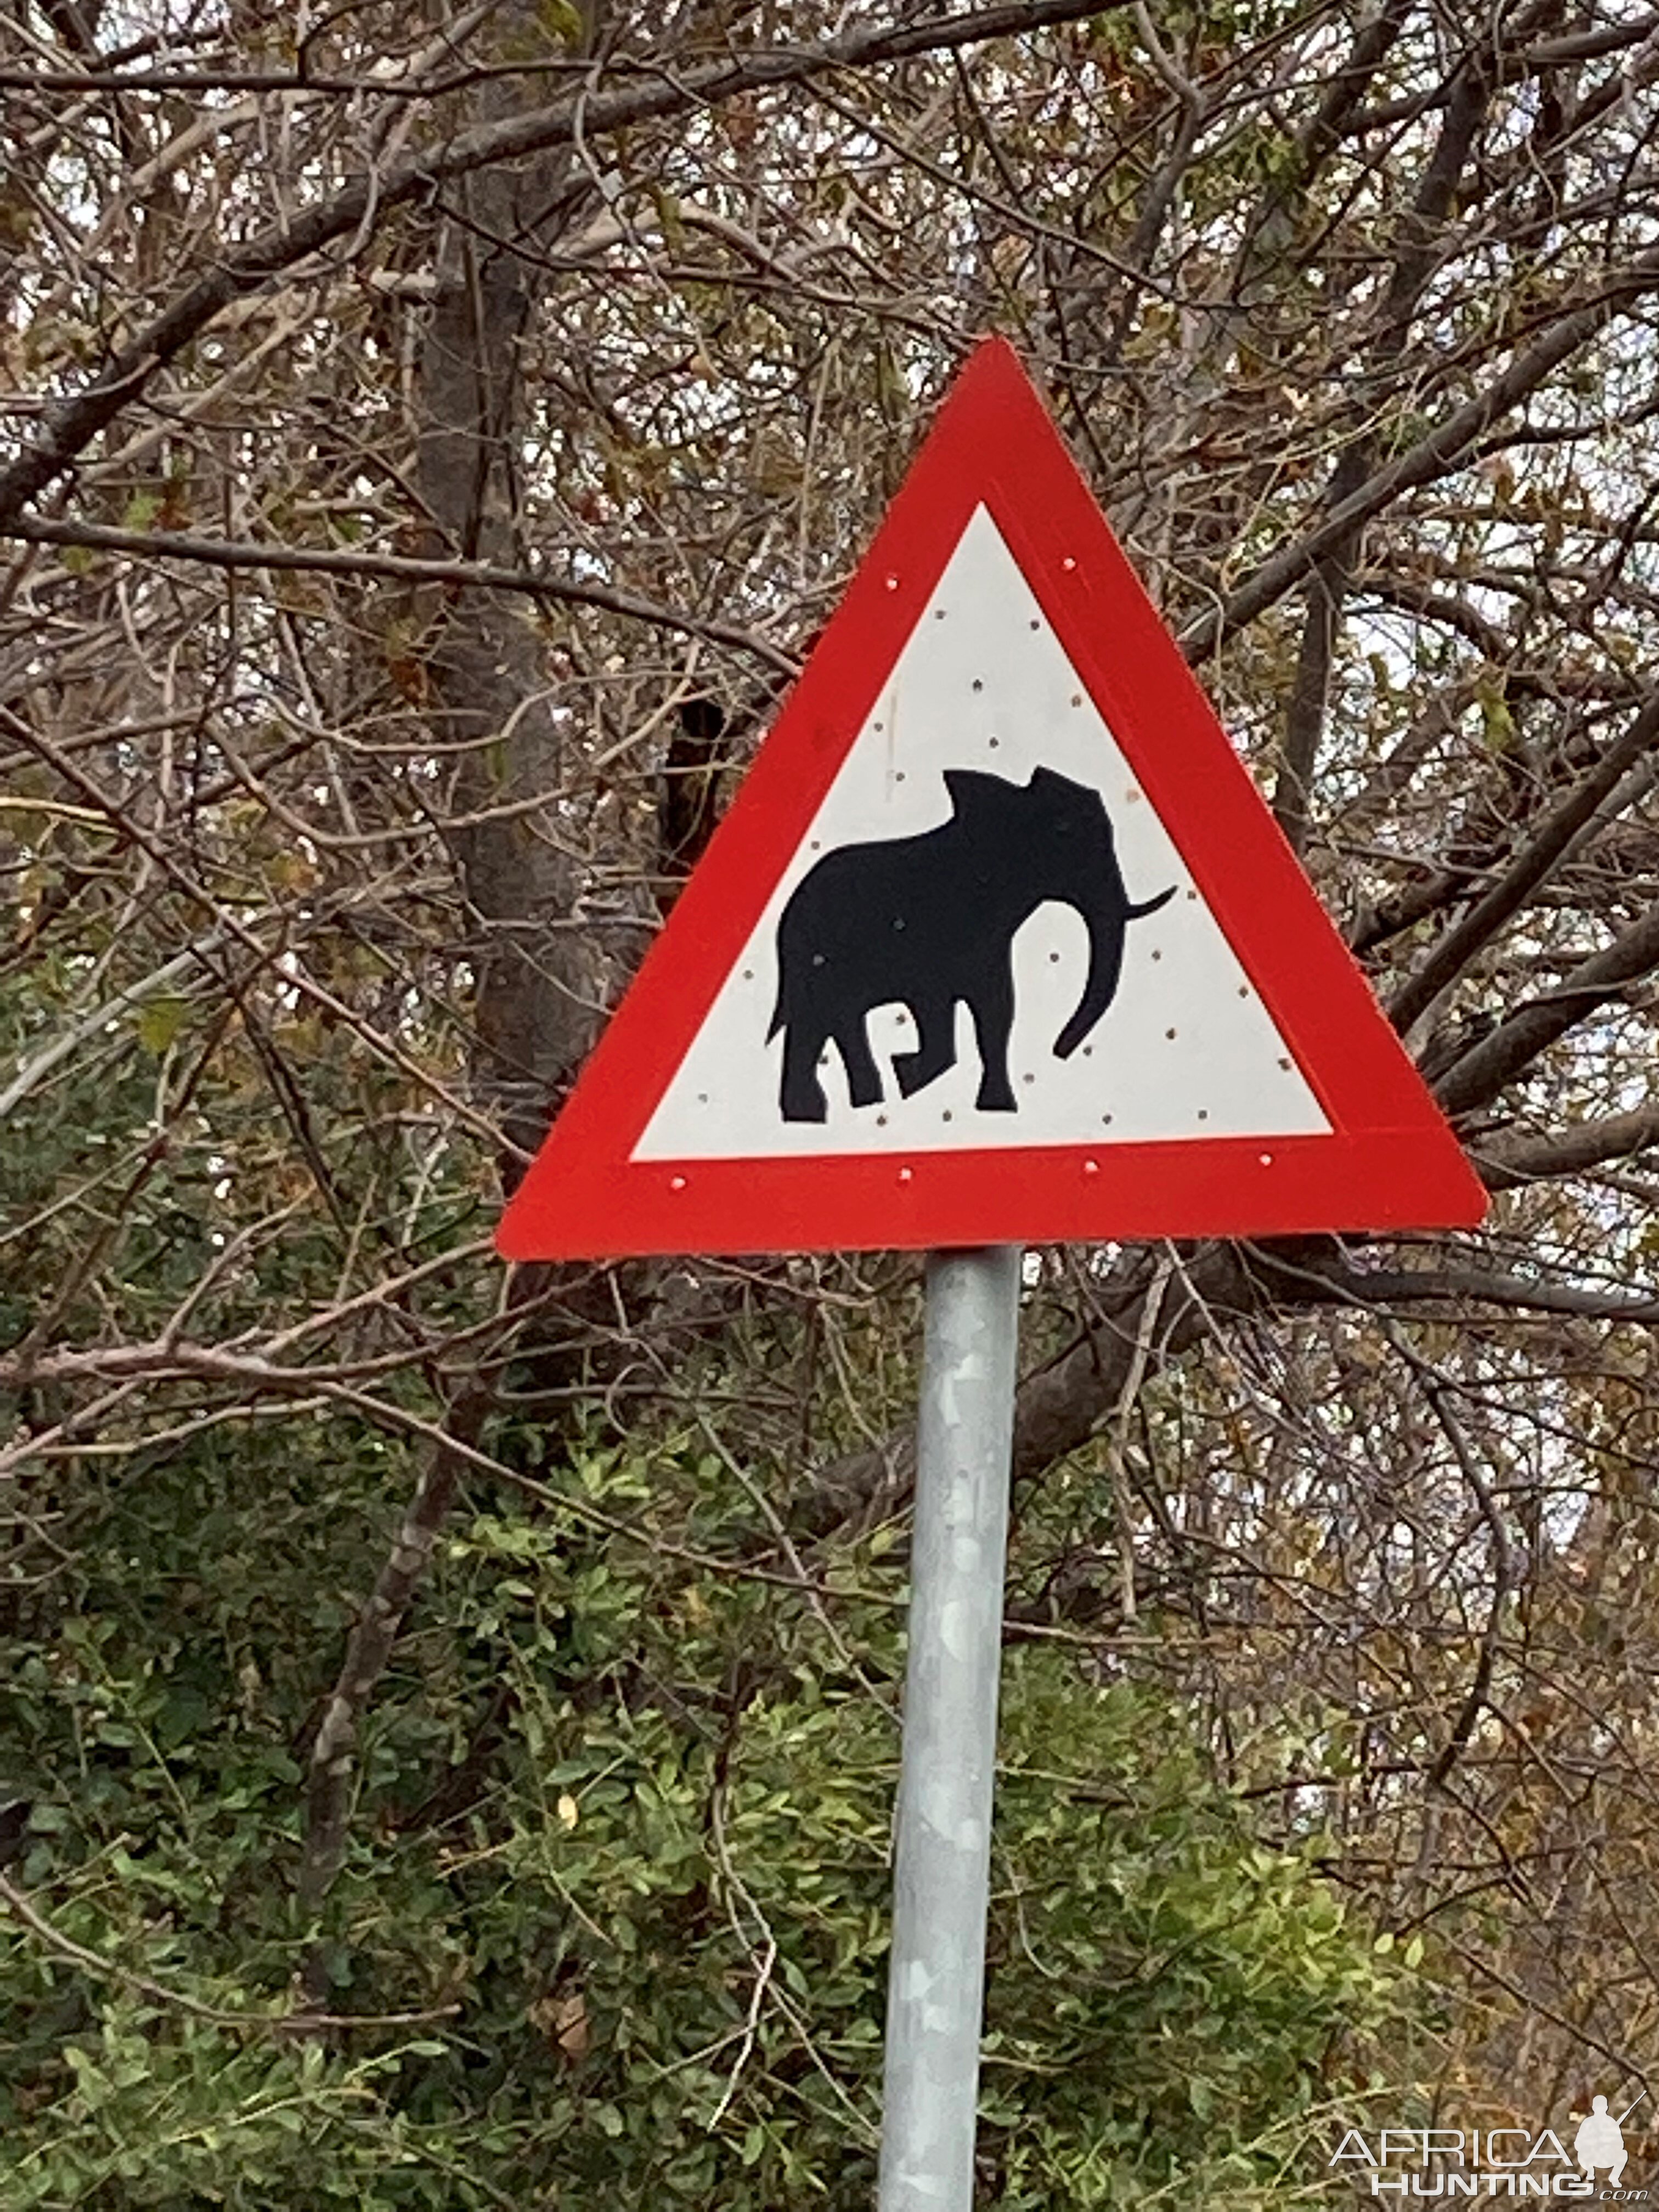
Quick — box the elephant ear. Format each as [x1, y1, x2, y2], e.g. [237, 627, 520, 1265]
[942, 767, 1015, 819]
[1028, 765, 1109, 836]
[1028, 765, 1094, 808]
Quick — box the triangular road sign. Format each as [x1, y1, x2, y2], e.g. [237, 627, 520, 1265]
[499, 338, 1486, 1260]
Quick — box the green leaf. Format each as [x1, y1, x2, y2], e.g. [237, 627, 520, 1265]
[537, 0, 584, 42]
[653, 185, 686, 254]
[135, 995, 188, 1054]
[1477, 685, 1516, 749]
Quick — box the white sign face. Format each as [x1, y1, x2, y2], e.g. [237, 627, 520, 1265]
[635, 505, 1329, 1162]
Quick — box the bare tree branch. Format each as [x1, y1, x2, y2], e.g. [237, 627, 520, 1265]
[1180, 245, 1659, 663]
[1435, 898, 1659, 1117]
[1474, 1106, 1659, 1191]
[1, 516, 802, 674]
[1388, 691, 1659, 1037]
[0, 0, 1128, 527]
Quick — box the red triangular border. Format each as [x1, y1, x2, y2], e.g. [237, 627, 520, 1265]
[499, 338, 1486, 1260]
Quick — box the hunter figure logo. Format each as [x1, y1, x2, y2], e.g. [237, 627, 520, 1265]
[1577, 2098, 1637, 2193]
[769, 766, 1173, 1123]
[1333, 2093, 1648, 2198]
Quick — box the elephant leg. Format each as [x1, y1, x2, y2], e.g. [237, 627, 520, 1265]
[834, 1015, 884, 1109]
[778, 1024, 830, 1123]
[893, 995, 956, 1099]
[968, 966, 1017, 1112]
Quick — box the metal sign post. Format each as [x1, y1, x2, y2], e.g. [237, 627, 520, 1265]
[877, 1244, 1022, 2212]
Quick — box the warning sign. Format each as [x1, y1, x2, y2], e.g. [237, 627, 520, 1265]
[499, 339, 1485, 1259]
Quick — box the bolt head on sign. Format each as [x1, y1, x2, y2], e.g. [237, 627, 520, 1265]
[498, 337, 1486, 1260]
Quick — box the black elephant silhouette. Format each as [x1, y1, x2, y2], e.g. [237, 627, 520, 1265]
[768, 766, 1175, 1123]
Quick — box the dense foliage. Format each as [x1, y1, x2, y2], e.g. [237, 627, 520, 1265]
[0, 1364, 1408, 2205]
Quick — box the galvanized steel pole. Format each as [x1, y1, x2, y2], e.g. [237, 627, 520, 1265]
[877, 1243, 1022, 2212]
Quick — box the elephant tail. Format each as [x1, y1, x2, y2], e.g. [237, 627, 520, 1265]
[1126, 884, 1177, 921]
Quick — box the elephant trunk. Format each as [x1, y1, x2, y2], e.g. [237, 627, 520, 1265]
[1053, 884, 1174, 1059]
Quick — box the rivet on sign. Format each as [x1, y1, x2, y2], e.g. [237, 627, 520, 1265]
[934, 608, 947, 619]
[874, 720, 884, 732]
[1082, 1044, 1093, 1057]
[1022, 1071, 1035, 1085]
[1151, 949, 1162, 961]
[942, 1110, 952, 1122]
[1237, 985, 1249, 999]
[1259, 1152, 1274, 1167]
[1062, 556, 1077, 571]
[972, 678, 984, 692]
[669, 1175, 687, 1192]
[1084, 1158, 1099, 1175]
[1165, 1028, 1177, 1040]
[697, 1092, 709, 1105]
[1278, 1057, 1291, 1071]
[1197, 1109, 1209, 1121]
[885, 574, 900, 590]
[989, 736, 1000, 748]
[877, 1114, 888, 1126]
[742, 968, 754, 980]
[898, 1165, 913, 1183]
[1029, 619, 1040, 631]
[1186, 888, 1198, 901]
[1049, 951, 1061, 963]
[1101, 1113, 1114, 1126]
